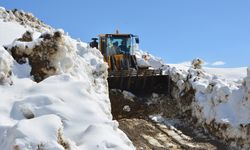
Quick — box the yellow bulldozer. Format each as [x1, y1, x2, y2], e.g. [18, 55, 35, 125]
[90, 31, 171, 94]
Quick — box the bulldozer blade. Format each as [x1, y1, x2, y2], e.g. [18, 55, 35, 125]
[108, 70, 171, 95]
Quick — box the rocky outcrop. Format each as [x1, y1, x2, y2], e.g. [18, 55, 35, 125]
[0, 7, 52, 32]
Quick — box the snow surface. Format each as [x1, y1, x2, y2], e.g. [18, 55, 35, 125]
[169, 63, 247, 82]
[0, 46, 13, 84]
[0, 8, 134, 150]
[204, 67, 247, 81]
[0, 20, 27, 46]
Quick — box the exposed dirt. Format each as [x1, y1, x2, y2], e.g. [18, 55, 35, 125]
[119, 118, 181, 150]
[109, 90, 229, 150]
[10, 31, 63, 82]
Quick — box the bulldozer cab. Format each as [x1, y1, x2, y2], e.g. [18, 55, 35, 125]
[99, 34, 138, 56]
[97, 34, 139, 70]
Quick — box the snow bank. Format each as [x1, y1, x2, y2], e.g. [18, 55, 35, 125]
[134, 48, 250, 149]
[0, 31, 134, 149]
[188, 67, 250, 149]
[168, 64, 250, 149]
[0, 7, 135, 150]
[0, 73, 134, 149]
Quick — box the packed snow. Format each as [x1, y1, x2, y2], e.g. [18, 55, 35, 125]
[0, 8, 134, 150]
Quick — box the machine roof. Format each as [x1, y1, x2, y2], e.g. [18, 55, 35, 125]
[99, 34, 134, 37]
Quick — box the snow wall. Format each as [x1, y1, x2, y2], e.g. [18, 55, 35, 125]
[137, 50, 250, 149]
[0, 8, 135, 150]
[168, 64, 250, 149]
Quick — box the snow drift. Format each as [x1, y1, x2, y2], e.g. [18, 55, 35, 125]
[0, 8, 134, 150]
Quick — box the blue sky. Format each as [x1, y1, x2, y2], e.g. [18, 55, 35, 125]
[1, 0, 250, 67]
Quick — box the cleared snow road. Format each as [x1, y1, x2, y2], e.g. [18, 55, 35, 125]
[109, 89, 229, 150]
